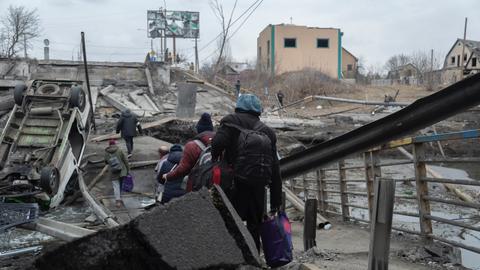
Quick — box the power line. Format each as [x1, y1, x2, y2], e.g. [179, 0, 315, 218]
[186, 0, 262, 60]
[200, 0, 263, 63]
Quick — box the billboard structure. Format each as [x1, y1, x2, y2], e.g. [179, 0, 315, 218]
[147, 10, 199, 39]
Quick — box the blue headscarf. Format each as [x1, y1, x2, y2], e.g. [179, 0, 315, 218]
[235, 94, 262, 116]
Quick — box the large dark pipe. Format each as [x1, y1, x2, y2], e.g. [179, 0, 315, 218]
[280, 73, 480, 179]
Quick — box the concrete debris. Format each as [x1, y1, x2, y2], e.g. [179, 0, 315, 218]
[176, 82, 197, 118]
[30, 189, 261, 270]
[99, 85, 157, 117]
[23, 217, 96, 242]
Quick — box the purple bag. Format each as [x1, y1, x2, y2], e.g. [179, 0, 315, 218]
[260, 211, 293, 267]
[121, 174, 134, 192]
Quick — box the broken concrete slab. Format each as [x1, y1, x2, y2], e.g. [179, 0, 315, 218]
[31, 190, 261, 270]
[128, 89, 160, 113]
[99, 85, 155, 117]
[176, 82, 197, 118]
[211, 185, 262, 266]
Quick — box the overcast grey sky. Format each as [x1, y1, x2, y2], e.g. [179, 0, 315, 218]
[1, 0, 479, 71]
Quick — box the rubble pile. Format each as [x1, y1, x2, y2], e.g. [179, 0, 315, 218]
[30, 189, 261, 270]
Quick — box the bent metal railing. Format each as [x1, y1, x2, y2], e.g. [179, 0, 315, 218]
[286, 129, 480, 255]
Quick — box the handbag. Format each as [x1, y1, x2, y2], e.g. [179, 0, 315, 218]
[121, 174, 134, 192]
[260, 211, 293, 267]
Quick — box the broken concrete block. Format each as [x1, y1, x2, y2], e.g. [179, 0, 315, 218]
[32, 190, 256, 270]
[211, 185, 262, 266]
[133, 189, 246, 269]
[176, 82, 197, 118]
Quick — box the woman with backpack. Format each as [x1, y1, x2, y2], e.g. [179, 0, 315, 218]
[158, 144, 185, 203]
[104, 139, 130, 207]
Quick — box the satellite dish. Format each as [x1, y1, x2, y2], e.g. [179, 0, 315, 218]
[44, 39, 50, 46]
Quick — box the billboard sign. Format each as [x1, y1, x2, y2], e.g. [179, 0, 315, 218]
[147, 10, 199, 39]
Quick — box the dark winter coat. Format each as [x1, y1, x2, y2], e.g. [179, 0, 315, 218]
[158, 145, 184, 203]
[104, 145, 130, 179]
[165, 131, 215, 181]
[211, 111, 282, 217]
[116, 110, 142, 138]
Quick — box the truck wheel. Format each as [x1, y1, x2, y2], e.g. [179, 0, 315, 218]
[40, 166, 60, 195]
[70, 86, 86, 111]
[14, 83, 27, 106]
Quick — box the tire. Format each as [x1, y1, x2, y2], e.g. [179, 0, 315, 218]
[70, 86, 86, 111]
[14, 83, 27, 106]
[40, 166, 60, 195]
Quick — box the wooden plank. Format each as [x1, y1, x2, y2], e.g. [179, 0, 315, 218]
[413, 143, 433, 244]
[338, 160, 349, 221]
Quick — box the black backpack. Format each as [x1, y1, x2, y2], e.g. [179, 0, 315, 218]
[224, 121, 273, 186]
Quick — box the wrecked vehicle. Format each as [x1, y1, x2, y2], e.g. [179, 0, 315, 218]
[0, 80, 91, 208]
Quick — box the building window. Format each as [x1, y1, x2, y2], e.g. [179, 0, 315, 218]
[347, 64, 353, 71]
[451, 56, 455, 64]
[267, 40, 270, 54]
[473, 57, 477, 67]
[464, 54, 468, 61]
[457, 55, 460, 67]
[284, 38, 296, 48]
[317, 38, 329, 48]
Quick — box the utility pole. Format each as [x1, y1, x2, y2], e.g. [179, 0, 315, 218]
[173, 35, 176, 64]
[430, 49, 434, 87]
[195, 37, 199, 73]
[81, 32, 97, 132]
[461, 17, 468, 80]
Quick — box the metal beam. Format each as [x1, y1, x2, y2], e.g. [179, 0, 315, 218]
[280, 73, 480, 179]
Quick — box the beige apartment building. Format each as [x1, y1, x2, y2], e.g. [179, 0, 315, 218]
[257, 24, 357, 79]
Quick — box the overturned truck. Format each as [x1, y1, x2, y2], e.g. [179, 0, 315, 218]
[0, 80, 91, 208]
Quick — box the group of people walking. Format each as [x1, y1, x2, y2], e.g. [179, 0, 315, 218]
[104, 94, 282, 251]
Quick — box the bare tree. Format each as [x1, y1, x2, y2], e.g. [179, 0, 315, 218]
[0, 6, 41, 58]
[385, 54, 410, 73]
[209, 0, 238, 78]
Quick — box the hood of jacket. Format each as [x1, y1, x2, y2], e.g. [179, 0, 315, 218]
[105, 145, 119, 153]
[121, 110, 132, 118]
[167, 150, 183, 164]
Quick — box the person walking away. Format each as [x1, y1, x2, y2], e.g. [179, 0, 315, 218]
[116, 109, 143, 158]
[211, 94, 282, 251]
[235, 79, 241, 98]
[277, 91, 285, 107]
[162, 113, 215, 188]
[158, 144, 184, 203]
[104, 139, 130, 208]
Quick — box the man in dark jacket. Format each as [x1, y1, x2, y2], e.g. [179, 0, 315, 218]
[211, 94, 282, 251]
[116, 109, 143, 158]
[162, 113, 215, 186]
[104, 139, 130, 208]
[158, 144, 184, 203]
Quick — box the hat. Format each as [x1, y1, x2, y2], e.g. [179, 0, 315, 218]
[196, 112, 213, 134]
[235, 94, 262, 116]
[109, 139, 116, 145]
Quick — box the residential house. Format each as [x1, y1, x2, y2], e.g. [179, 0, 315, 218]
[342, 48, 358, 79]
[387, 63, 421, 85]
[442, 39, 480, 84]
[257, 24, 357, 79]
